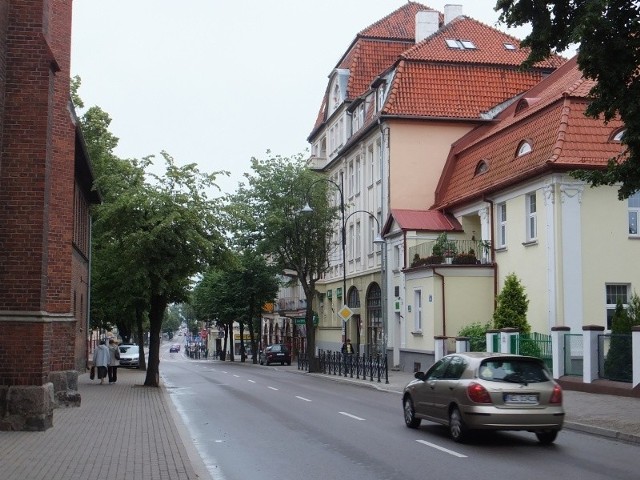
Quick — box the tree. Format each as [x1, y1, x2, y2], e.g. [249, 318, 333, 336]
[604, 292, 640, 381]
[493, 273, 531, 334]
[229, 152, 334, 372]
[495, 0, 640, 198]
[92, 152, 229, 386]
[457, 322, 491, 352]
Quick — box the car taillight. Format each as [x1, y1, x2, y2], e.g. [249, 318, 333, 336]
[549, 384, 563, 404]
[467, 382, 492, 403]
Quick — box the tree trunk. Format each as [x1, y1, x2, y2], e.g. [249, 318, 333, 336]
[135, 305, 146, 371]
[144, 294, 167, 387]
[305, 298, 319, 372]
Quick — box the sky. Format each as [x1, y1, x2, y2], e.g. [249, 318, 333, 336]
[70, 1, 568, 195]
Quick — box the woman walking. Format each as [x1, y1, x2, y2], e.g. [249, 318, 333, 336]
[92, 340, 110, 385]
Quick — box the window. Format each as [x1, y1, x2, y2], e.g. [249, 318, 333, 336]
[414, 290, 423, 332]
[348, 161, 354, 196]
[355, 156, 361, 195]
[629, 192, 640, 235]
[497, 203, 507, 247]
[612, 129, 626, 142]
[445, 39, 476, 49]
[474, 160, 488, 176]
[377, 83, 386, 111]
[503, 42, 517, 50]
[355, 221, 361, 259]
[367, 145, 374, 186]
[526, 193, 537, 241]
[394, 244, 401, 270]
[606, 284, 629, 329]
[517, 141, 532, 156]
[369, 216, 376, 250]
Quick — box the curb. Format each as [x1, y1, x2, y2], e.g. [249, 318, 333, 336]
[563, 421, 640, 445]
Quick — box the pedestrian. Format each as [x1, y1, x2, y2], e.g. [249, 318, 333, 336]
[107, 338, 120, 384]
[341, 338, 355, 355]
[92, 340, 110, 385]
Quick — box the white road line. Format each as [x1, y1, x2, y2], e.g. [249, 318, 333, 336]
[233, 375, 240, 378]
[416, 440, 467, 458]
[296, 396, 312, 402]
[248, 379, 255, 383]
[339, 412, 365, 421]
[268, 386, 278, 391]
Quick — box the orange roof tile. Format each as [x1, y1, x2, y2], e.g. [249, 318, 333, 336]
[403, 17, 564, 70]
[384, 62, 547, 119]
[383, 209, 462, 234]
[433, 57, 626, 210]
[359, 2, 437, 40]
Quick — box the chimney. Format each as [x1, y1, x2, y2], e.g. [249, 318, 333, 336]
[415, 10, 439, 43]
[444, 4, 463, 25]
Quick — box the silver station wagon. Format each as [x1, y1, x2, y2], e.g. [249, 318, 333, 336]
[402, 352, 564, 444]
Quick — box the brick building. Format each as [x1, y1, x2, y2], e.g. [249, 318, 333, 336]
[0, 0, 98, 430]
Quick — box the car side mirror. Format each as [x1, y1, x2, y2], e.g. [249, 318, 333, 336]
[414, 372, 426, 381]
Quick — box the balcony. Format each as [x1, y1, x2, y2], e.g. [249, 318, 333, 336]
[277, 297, 307, 312]
[408, 238, 492, 267]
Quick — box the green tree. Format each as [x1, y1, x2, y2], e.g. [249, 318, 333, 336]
[493, 273, 531, 334]
[457, 322, 491, 352]
[603, 293, 639, 381]
[495, 0, 640, 198]
[229, 152, 334, 372]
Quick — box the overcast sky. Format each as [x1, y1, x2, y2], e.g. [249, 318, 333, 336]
[71, 1, 567, 195]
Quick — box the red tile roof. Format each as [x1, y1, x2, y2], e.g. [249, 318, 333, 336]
[402, 17, 564, 69]
[384, 62, 547, 119]
[433, 57, 626, 210]
[383, 208, 462, 235]
[359, 2, 438, 40]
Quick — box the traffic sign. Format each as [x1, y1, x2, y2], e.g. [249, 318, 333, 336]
[337, 305, 353, 321]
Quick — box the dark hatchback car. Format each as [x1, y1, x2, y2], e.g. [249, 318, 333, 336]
[259, 344, 291, 366]
[402, 352, 564, 444]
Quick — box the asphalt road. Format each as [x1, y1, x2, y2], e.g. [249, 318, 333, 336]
[160, 348, 640, 480]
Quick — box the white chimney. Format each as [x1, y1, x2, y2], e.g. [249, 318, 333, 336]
[444, 4, 463, 24]
[415, 10, 439, 43]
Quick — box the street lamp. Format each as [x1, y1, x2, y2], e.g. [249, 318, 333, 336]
[302, 180, 386, 352]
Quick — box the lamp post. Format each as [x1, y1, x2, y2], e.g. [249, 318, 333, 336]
[301, 176, 347, 343]
[302, 180, 386, 352]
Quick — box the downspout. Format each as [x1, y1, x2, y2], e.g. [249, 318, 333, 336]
[433, 269, 446, 336]
[483, 197, 498, 308]
[86, 217, 93, 368]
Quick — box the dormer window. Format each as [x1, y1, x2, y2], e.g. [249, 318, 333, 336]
[612, 128, 626, 142]
[517, 141, 532, 157]
[474, 160, 489, 176]
[445, 39, 476, 50]
[377, 83, 387, 112]
[332, 84, 340, 112]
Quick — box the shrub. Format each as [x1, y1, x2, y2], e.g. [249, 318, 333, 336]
[458, 322, 490, 352]
[493, 273, 531, 334]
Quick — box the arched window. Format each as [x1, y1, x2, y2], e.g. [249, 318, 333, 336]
[347, 286, 360, 308]
[516, 140, 532, 157]
[366, 283, 382, 355]
[611, 128, 626, 142]
[474, 160, 489, 176]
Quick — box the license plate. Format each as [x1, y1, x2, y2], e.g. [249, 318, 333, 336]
[276, 353, 284, 356]
[504, 393, 539, 404]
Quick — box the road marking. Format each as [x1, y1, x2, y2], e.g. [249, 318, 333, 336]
[339, 412, 365, 421]
[296, 396, 312, 402]
[248, 379, 255, 383]
[233, 375, 240, 378]
[416, 440, 467, 458]
[268, 386, 278, 391]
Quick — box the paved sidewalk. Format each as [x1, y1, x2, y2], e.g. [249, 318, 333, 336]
[1, 361, 639, 480]
[0, 367, 210, 480]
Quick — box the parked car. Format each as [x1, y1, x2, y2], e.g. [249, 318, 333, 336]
[118, 344, 140, 367]
[169, 344, 180, 353]
[259, 344, 291, 366]
[402, 352, 564, 444]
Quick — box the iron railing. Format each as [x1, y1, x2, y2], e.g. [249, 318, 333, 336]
[298, 350, 389, 384]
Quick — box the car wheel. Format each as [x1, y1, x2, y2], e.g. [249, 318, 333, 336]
[535, 430, 558, 445]
[286, 361, 291, 366]
[448, 407, 468, 443]
[403, 397, 421, 428]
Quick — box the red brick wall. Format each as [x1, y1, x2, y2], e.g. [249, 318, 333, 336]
[0, 0, 80, 386]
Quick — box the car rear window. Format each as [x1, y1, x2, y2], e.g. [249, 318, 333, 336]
[270, 345, 288, 353]
[479, 358, 550, 383]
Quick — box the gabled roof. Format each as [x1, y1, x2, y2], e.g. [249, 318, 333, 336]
[309, 4, 566, 141]
[382, 208, 462, 236]
[433, 56, 626, 210]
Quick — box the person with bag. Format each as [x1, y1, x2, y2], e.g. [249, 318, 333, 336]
[92, 339, 110, 385]
[107, 338, 120, 384]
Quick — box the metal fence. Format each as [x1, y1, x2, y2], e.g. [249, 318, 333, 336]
[298, 350, 389, 384]
[516, 332, 553, 371]
[599, 333, 633, 382]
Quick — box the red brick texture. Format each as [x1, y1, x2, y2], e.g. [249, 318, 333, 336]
[0, 0, 93, 398]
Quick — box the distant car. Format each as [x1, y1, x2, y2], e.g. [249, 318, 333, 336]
[118, 344, 140, 367]
[259, 344, 291, 366]
[402, 352, 564, 444]
[169, 344, 180, 353]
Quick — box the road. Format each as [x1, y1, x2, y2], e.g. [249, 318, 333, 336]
[160, 345, 640, 480]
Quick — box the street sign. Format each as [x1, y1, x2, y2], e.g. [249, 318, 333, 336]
[338, 305, 353, 321]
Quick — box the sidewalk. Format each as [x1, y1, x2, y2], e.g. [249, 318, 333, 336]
[0, 362, 639, 480]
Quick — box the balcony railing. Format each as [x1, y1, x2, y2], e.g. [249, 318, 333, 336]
[277, 297, 307, 312]
[408, 239, 492, 267]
